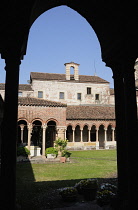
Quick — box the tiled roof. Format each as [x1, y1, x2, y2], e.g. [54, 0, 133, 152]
[19, 84, 33, 91]
[18, 97, 67, 107]
[0, 83, 32, 91]
[66, 105, 115, 120]
[30, 72, 109, 84]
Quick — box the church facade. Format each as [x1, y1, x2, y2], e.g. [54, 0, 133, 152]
[1, 61, 137, 156]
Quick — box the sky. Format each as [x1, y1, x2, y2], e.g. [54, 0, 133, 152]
[0, 6, 114, 87]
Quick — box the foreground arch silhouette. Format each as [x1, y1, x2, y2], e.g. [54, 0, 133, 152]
[0, 1, 138, 209]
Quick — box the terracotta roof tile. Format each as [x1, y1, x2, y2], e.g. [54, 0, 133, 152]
[0, 83, 32, 91]
[67, 105, 115, 120]
[18, 97, 67, 107]
[30, 72, 109, 83]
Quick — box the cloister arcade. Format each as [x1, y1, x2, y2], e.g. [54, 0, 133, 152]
[0, 1, 138, 209]
[17, 118, 116, 156]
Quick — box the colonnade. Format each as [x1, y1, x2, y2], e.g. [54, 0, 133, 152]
[70, 127, 115, 143]
[18, 122, 116, 153]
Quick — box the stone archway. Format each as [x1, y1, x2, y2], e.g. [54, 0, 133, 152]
[91, 125, 96, 142]
[46, 120, 56, 148]
[31, 120, 42, 148]
[83, 125, 88, 142]
[66, 125, 73, 142]
[99, 125, 105, 149]
[75, 125, 81, 142]
[107, 125, 112, 141]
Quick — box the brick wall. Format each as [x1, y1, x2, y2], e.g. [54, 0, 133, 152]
[18, 105, 66, 126]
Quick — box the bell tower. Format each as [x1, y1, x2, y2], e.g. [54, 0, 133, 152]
[64, 62, 80, 81]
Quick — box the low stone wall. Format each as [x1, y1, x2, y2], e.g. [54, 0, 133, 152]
[67, 141, 116, 150]
[67, 142, 98, 150]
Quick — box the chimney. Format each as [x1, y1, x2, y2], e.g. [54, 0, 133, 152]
[64, 62, 80, 80]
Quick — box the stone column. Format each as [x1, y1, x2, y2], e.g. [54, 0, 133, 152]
[72, 128, 75, 142]
[64, 128, 67, 140]
[123, 62, 138, 206]
[96, 128, 99, 142]
[96, 128, 99, 150]
[88, 129, 91, 142]
[112, 128, 115, 141]
[80, 129, 83, 142]
[104, 128, 108, 149]
[42, 124, 47, 157]
[20, 124, 24, 144]
[1, 56, 21, 209]
[27, 123, 32, 151]
[57, 126, 66, 139]
[104, 128, 107, 142]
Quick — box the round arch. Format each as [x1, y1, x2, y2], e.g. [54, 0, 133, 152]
[46, 118, 59, 126]
[107, 124, 112, 141]
[18, 118, 28, 124]
[31, 120, 42, 148]
[83, 125, 88, 142]
[31, 118, 43, 124]
[90, 124, 97, 142]
[75, 124, 81, 142]
[66, 125, 73, 142]
[99, 124, 105, 148]
[46, 120, 57, 148]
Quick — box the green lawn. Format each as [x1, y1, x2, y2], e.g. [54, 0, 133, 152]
[16, 150, 117, 209]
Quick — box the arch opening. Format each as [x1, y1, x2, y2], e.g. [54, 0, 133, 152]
[31, 120, 42, 148]
[66, 125, 73, 142]
[46, 120, 57, 148]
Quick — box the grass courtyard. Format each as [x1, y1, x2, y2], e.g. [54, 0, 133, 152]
[16, 150, 117, 209]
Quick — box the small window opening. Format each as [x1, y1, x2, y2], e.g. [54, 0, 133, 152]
[18, 92, 22, 97]
[77, 93, 81, 100]
[95, 94, 99, 100]
[38, 91, 43, 98]
[59, 92, 64, 99]
[87, 87, 91, 94]
[70, 66, 74, 80]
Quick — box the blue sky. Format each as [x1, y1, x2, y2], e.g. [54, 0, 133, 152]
[0, 6, 114, 87]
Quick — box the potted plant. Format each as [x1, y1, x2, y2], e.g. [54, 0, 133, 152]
[45, 147, 58, 159]
[54, 138, 68, 157]
[59, 187, 78, 202]
[76, 179, 98, 201]
[60, 149, 72, 163]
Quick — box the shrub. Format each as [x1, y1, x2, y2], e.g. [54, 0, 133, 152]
[61, 150, 72, 158]
[75, 179, 98, 190]
[45, 147, 58, 156]
[17, 146, 30, 157]
[97, 183, 117, 206]
[59, 187, 77, 197]
[54, 138, 68, 151]
[97, 190, 116, 206]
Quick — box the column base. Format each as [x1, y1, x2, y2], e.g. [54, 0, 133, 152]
[96, 142, 99, 150]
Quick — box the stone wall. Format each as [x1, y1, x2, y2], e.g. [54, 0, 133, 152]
[32, 79, 111, 105]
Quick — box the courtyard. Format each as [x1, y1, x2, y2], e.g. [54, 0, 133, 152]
[16, 150, 117, 209]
